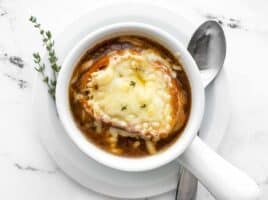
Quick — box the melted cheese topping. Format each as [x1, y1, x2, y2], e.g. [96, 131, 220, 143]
[86, 49, 178, 140]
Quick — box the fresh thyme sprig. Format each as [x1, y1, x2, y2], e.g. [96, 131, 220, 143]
[33, 52, 56, 98]
[29, 16, 61, 99]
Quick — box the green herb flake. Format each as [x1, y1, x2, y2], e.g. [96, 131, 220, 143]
[130, 80, 136, 87]
[140, 104, 147, 108]
[121, 105, 127, 111]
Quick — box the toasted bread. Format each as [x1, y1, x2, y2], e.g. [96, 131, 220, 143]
[72, 49, 188, 142]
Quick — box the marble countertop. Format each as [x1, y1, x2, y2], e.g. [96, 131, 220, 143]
[1, 0, 268, 199]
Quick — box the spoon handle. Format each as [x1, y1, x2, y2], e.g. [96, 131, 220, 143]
[176, 168, 197, 200]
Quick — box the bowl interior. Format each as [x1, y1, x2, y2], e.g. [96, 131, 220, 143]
[55, 22, 205, 172]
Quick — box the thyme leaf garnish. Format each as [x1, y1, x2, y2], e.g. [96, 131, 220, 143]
[121, 105, 127, 111]
[130, 80, 136, 87]
[140, 104, 147, 108]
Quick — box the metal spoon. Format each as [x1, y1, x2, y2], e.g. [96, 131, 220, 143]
[175, 20, 226, 200]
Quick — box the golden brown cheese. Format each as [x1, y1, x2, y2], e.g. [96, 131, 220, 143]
[81, 49, 185, 141]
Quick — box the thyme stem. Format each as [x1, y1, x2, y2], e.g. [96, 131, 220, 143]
[29, 16, 60, 100]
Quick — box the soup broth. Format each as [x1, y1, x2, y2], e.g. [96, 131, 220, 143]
[69, 36, 191, 157]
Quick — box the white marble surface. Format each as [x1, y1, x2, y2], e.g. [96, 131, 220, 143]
[0, 0, 268, 199]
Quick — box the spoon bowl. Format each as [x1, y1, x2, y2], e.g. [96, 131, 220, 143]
[188, 20, 226, 87]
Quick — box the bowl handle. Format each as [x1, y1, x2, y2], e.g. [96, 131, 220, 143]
[179, 137, 260, 200]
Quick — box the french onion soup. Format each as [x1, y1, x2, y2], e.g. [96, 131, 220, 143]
[69, 36, 191, 157]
